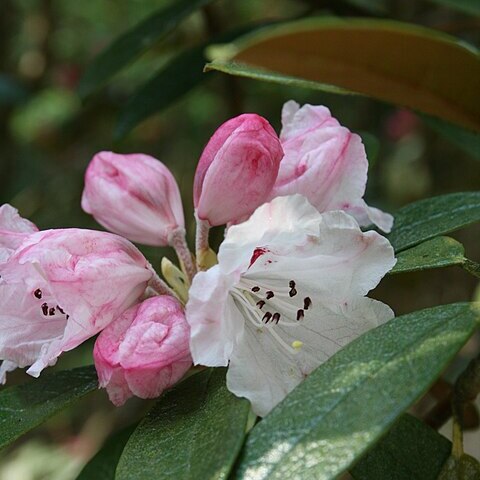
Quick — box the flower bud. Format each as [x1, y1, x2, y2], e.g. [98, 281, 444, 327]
[0, 204, 38, 262]
[94, 296, 191, 406]
[272, 101, 393, 233]
[81, 151, 185, 246]
[194, 114, 283, 226]
[0, 228, 152, 380]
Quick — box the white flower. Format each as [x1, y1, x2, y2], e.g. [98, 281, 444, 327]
[186, 195, 396, 417]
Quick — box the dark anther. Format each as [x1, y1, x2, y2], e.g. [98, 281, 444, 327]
[262, 312, 272, 323]
[297, 309, 304, 321]
[251, 286, 260, 293]
[41, 303, 48, 316]
[304, 297, 312, 310]
[66, 315, 70, 320]
[289, 288, 297, 297]
[57, 306, 65, 315]
[34, 288, 42, 299]
[49, 307, 56, 316]
[266, 291, 274, 299]
[289, 280, 296, 288]
[256, 300, 265, 309]
[273, 312, 281, 324]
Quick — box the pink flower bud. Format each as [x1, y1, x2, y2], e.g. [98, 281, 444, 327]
[194, 114, 283, 226]
[272, 101, 393, 232]
[0, 229, 152, 381]
[81, 151, 185, 246]
[93, 296, 191, 406]
[0, 204, 38, 262]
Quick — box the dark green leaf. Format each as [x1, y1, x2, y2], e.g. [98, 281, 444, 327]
[76, 425, 135, 480]
[351, 414, 451, 480]
[0, 366, 97, 450]
[426, 0, 480, 16]
[235, 303, 478, 480]
[422, 115, 480, 160]
[205, 18, 480, 131]
[388, 192, 480, 252]
[390, 236, 465, 274]
[344, 0, 388, 14]
[78, 0, 214, 98]
[0, 75, 29, 106]
[115, 23, 267, 138]
[116, 369, 251, 480]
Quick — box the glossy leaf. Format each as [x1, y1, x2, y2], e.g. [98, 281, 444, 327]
[0, 366, 97, 450]
[76, 425, 135, 480]
[78, 0, 213, 98]
[391, 236, 465, 274]
[351, 414, 451, 480]
[205, 18, 480, 131]
[388, 192, 480, 252]
[116, 368, 250, 480]
[422, 115, 480, 160]
[234, 303, 479, 480]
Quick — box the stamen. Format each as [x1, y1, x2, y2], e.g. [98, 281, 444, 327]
[256, 300, 265, 309]
[34, 289, 42, 299]
[297, 309, 304, 321]
[289, 287, 297, 297]
[262, 312, 272, 323]
[57, 306, 65, 314]
[48, 307, 56, 316]
[304, 297, 312, 310]
[266, 291, 274, 299]
[251, 286, 260, 293]
[272, 312, 281, 324]
[292, 340, 303, 350]
[289, 280, 296, 288]
[41, 303, 48, 316]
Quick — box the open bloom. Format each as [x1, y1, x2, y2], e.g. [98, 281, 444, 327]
[186, 195, 396, 416]
[194, 113, 283, 226]
[94, 295, 191, 406]
[82, 151, 185, 246]
[271, 101, 393, 232]
[0, 204, 38, 262]
[0, 229, 152, 382]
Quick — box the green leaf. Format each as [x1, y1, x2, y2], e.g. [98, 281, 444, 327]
[391, 236, 465, 274]
[422, 115, 480, 160]
[116, 369, 251, 480]
[205, 18, 480, 132]
[78, 0, 213, 98]
[115, 23, 268, 138]
[76, 425, 135, 480]
[0, 366, 97, 450]
[388, 192, 480, 252]
[351, 414, 451, 480]
[234, 303, 479, 480]
[426, 0, 480, 16]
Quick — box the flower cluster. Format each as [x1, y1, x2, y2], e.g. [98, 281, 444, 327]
[0, 101, 395, 415]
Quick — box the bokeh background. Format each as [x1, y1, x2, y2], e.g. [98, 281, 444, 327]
[0, 0, 479, 478]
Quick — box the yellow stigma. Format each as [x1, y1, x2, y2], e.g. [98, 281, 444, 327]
[292, 340, 303, 350]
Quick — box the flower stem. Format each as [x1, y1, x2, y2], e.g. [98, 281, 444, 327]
[195, 214, 211, 271]
[147, 264, 176, 297]
[169, 228, 196, 282]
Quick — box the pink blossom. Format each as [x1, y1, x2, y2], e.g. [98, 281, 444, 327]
[0, 204, 38, 262]
[271, 101, 393, 232]
[81, 151, 185, 246]
[94, 295, 191, 406]
[194, 114, 283, 226]
[0, 229, 152, 382]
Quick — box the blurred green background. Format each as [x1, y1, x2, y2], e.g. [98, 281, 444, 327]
[0, 0, 479, 478]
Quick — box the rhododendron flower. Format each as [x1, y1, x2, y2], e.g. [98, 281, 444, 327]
[0, 229, 153, 382]
[186, 195, 396, 416]
[271, 101, 393, 232]
[82, 151, 185, 247]
[0, 204, 38, 262]
[94, 295, 191, 406]
[194, 113, 283, 227]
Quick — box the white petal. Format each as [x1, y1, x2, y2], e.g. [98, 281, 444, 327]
[227, 297, 393, 417]
[0, 360, 18, 384]
[186, 265, 245, 366]
[218, 195, 321, 274]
